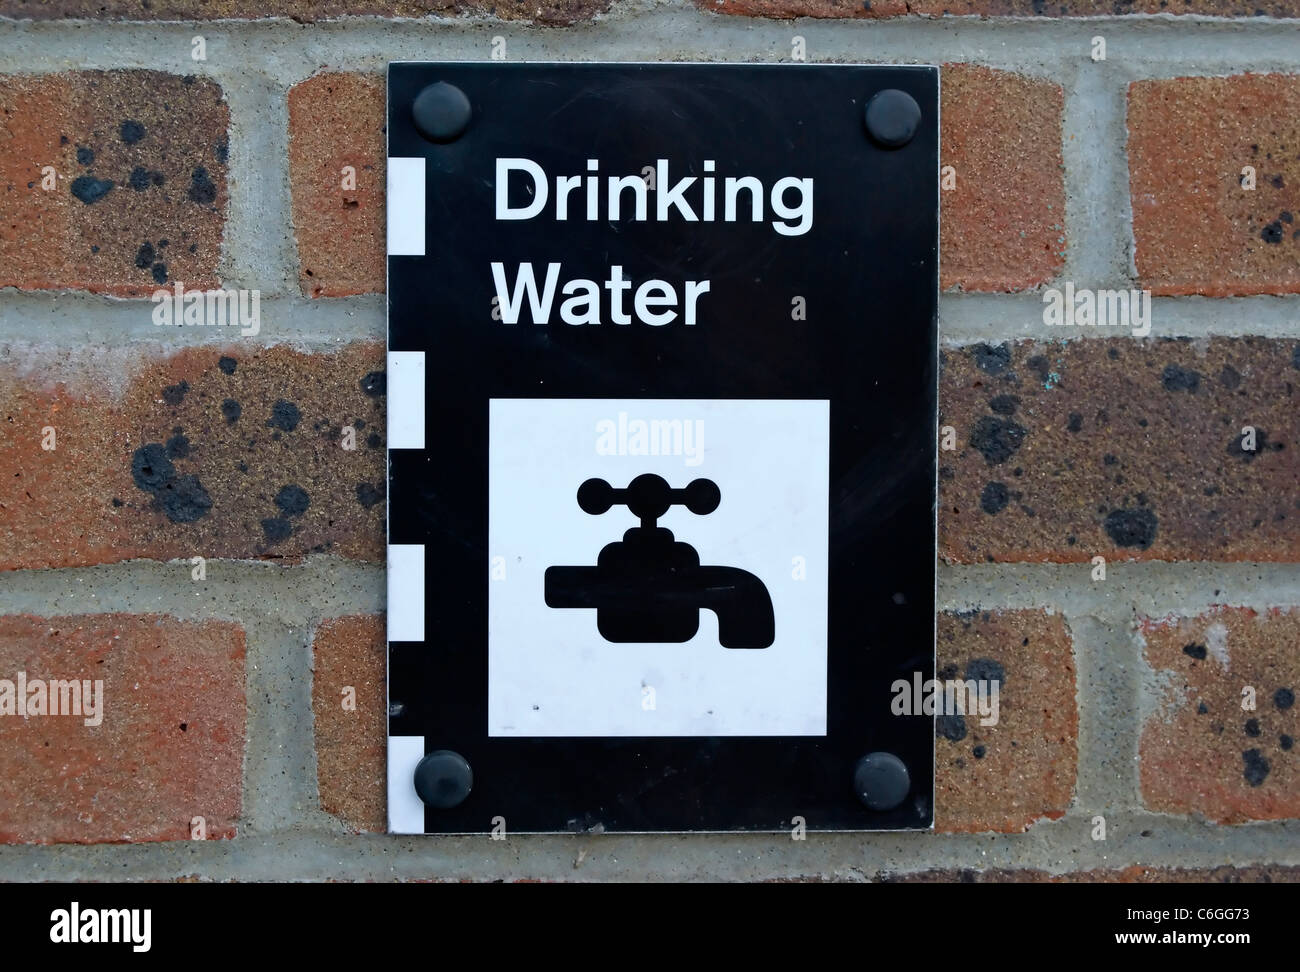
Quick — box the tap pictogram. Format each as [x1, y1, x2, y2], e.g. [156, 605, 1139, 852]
[543, 474, 775, 649]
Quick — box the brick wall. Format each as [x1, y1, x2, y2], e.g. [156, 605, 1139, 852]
[1, 3, 1298, 881]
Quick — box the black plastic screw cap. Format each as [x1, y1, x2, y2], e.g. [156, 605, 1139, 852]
[853, 752, 911, 811]
[412, 82, 472, 143]
[414, 750, 473, 808]
[864, 89, 921, 149]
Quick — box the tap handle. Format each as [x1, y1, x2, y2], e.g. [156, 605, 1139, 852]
[577, 474, 720, 520]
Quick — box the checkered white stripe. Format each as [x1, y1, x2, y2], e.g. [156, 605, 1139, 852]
[386, 157, 426, 256]
[387, 543, 425, 643]
[387, 735, 426, 833]
[386, 350, 425, 450]
[386, 153, 429, 831]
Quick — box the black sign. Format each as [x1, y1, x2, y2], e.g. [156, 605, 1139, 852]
[386, 62, 938, 833]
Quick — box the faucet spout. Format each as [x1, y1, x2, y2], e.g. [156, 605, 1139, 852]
[686, 565, 775, 649]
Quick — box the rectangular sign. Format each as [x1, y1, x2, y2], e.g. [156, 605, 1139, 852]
[387, 62, 938, 833]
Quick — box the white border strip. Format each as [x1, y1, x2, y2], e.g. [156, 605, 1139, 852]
[387, 543, 425, 642]
[386, 156, 426, 256]
[386, 350, 426, 450]
[387, 735, 426, 834]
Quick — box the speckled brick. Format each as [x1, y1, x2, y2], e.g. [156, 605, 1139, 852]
[0, 614, 244, 844]
[0, 0, 610, 24]
[939, 338, 1300, 563]
[289, 73, 385, 298]
[941, 65, 1065, 292]
[0, 71, 228, 297]
[0, 343, 386, 569]
[1129, 75, 1300, 297]
[313, 615, 385, 832]
[1140, 608, 1300, 824]
[935, 610, 1076, 833]
[700, 0, 1300, 17]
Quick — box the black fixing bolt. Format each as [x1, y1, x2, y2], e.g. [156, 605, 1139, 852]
[413, 750, 473, 808]
[853, 752, 911, 811]
[412, 82, 472, 144]
[863, 89, 921, 149]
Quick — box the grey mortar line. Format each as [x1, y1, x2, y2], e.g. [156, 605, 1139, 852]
[3, 292, 1300, 347]
[3, 291, 1299, 348]
[220, 71, 300, 296]
[1, 560, 1297, 622]
[939, 562, 1300, 619]
[1060, 58, 1133, 287]
[0, 557, 384, 624]
[1068, 616, 1144, 814]
[0, 292, 385, 348]
[239, 616, 344, 835]
[940, 294, 1300, 343]
[0, 814, 1295, 880]
[1, 9, 1300, 83]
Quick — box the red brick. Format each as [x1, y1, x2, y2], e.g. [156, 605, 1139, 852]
[935, 610, 1077, 833]
[1129, 75, 1300, 297]
[289, 73, 386, 298]
[312, 615, 385, 832]
[0, 71, 228, 296]
[1140, 607, 1300, 824]
[940, 338, 1300, 563]
[0, 343, 386, 570]
[702, 0, 1300, 16]
[941, 65, 1065, 292]
[0, 614, 244, 844]
[0, 0, 610, 24]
